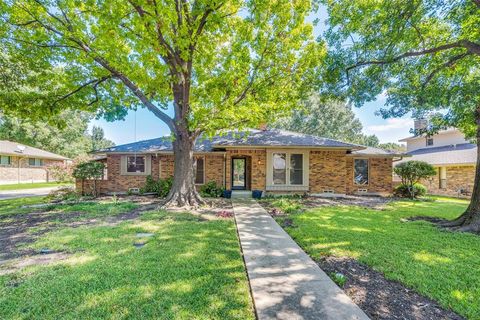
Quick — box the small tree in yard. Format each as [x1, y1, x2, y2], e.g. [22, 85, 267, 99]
[394, 161, 436, 199]
[72, 161, 105, 197]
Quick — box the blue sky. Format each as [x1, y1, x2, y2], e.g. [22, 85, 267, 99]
[90, 5, 413, 146]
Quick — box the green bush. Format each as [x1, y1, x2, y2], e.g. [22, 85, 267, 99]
[140, 175, 173, 197]
[394, 161, 435, 199]
[46, 186, 80, 202]
[271, 198, 303, 214]
[394, 183, 427, 198]
[199, 181, 224, 198]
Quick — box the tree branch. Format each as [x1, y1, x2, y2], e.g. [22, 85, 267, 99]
[346, 40, 480, 81]
[422, 52, 472, 88]
[52, 76, 111, 107]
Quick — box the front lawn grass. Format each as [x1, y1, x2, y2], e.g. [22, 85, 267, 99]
[0, 209, 254, 319]
[0, 182, 72, 191]
[275, 197, 479, 319]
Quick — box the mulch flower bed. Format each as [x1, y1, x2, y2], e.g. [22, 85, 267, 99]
[318, 256, 464, 320]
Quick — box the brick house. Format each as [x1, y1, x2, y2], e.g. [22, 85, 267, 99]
[78, 129, 403, 196]
[398, 127, 476, 197]
[0, 140, 69, 184]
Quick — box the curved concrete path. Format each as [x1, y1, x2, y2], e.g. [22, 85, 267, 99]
[0, 186, 61, 200]
[233, 199, 369, 320]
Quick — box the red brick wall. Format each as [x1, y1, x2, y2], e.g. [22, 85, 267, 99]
[346, 157, 393, 195]
[422, 165, 475, 197]
[309, 150, 347, 194]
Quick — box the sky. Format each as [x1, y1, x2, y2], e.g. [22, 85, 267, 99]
[89, 5, 413, 146]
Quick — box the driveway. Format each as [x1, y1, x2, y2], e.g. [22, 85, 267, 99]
[0, 187, 62, 200]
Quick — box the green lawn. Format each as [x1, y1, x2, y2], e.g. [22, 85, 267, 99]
[0, 182, 73, 191]
[273, 197, 479, 319]
[0, 199, 254, 319]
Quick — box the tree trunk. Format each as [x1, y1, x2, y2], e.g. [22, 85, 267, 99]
[441, 106, 480, 232]
[163, 122, 204, 208]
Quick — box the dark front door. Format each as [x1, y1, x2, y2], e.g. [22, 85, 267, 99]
[232, 158, 246, 190]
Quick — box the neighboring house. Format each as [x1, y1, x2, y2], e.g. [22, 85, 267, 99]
[0, 140, 69, 185]
[398, 125, 476, 196]
[77, 129, 403, 197]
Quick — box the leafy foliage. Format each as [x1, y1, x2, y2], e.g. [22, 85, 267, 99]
[140, 175, 173, 198]
[0, 111, 114, 158]
[271, 198, 304, 214]
[47, 163, 74, 183]
[72, 161, 105, 181]
[46, 186, 80, 202]
[322, 0, 480, 137]
[0, 1, 325, 135]
[394, 161, 436, 198]
[394, 183, 427, 198]
[199, 181, 224, 198]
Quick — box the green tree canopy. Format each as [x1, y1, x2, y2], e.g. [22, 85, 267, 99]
[0, 110, 114, 158]
[322, 0, 480, 231]
[0, 0, 325, 206]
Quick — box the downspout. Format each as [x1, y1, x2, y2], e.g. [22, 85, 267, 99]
[223, 153, 226, 189]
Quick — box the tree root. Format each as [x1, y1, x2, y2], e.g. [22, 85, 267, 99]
[162, 189, 206, 209]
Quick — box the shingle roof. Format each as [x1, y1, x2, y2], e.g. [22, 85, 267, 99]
[98, 129, 364, 153]
[0, 140, 69, 160]
[399, 143, 477, 165]
[351, 146, 405, 157]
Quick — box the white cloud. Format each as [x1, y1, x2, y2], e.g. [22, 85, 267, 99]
[366, 118, 413, 133]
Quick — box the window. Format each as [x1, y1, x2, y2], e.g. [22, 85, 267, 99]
[354, 159, 369, 185]
[289, 154, 303, 185]
[273, 153, 287, 184]
[127, 156, 145, 173]
[195, 157, 205, 184]
[0, 155, 11, 165]
[426, 138, 434, 146]
[28, 158, 44, 166]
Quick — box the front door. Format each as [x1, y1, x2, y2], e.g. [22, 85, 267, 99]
[232, 158, 246, 190]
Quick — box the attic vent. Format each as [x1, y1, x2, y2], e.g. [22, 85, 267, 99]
[357, 189, 368, 193]
[323, 190, 334, 194]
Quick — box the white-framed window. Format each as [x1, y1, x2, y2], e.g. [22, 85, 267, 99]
[127, 155, 145, 173]
[354, 159, 369, 185]
[194, 156, 205, 184]
[28, 158, 44, 166]
[267, 150, 309, 189]
[0, 155, 11, 165]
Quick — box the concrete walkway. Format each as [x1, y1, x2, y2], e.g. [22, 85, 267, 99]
[233, 199, 369, 320]
[0, 187, 60, 200]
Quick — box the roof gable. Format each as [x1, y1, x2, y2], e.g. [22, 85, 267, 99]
[0, 140, 69, 160]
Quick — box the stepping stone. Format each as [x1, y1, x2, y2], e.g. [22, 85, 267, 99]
[133, 242, 145, 249]
[39, 248, 54, 254]
[136, 233, 154, 238]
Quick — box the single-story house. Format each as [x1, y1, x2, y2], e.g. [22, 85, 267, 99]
[78, 129, 404, 197]
[398, 127, 476, 196]
[0, 140, 69, 184]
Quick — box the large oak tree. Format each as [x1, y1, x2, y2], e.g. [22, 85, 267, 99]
[322, 0, 480, 231]
[0, 0, 324, 206]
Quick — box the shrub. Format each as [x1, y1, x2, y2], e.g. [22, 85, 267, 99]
[140, 175, 173, 197]
[330, 272, 347, 287]
[48, 163, 74, 183]
[199, 181, 224, 198]
[394, 183, 427, 198]
[394, 161, 436, 199]
[271, 198, 303, 214]
[46, 186, 80, 202]
[72, 161, 105, 197]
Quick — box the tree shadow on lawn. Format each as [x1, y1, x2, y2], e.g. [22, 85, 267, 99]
[283, 202, 480, 319]
[0, 212, 254, 320]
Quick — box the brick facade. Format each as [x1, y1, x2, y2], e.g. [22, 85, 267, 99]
[422, 165, 475, 197]
[0, 156, 64, 184]
[76, 150, 395, 196]
[309, 150, 347, 194]
[225, 149, 266, 190]
[346, 157, 393, 195]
